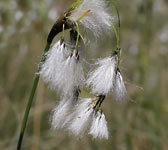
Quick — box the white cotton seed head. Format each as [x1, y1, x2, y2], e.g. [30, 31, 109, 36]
[87, 57, 116, 95]
[68, 98, 94, 137]
[51, 95, 76, 129]
[56, 50, 85, 95]
[112, 71, 127, 102]
[40, 40, 84, 95]
[39, 40, 70, 87]
[70, 0, 113, 38]
[89, 112, 108, 139]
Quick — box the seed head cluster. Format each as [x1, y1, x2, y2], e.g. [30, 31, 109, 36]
[40, 0, 127, 139]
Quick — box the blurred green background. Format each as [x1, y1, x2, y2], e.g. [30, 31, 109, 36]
[0, 0, 168, 150]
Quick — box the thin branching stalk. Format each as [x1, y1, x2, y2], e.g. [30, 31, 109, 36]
[109, 4, 121, 72]
[110, 21, 120, 72]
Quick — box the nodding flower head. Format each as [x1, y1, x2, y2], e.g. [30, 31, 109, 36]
[51, 95, 77, 130]
[58, 49, 85, 95]
[40, 40, 84, 95]
[67, 98, 95, 137]
[67, 96, 108, 138]
[70, 0, 113, 38]
[18, 0, 129, 145]
[89, 111, 108, 139]
[87, 56, 117, 95]
[39, 40, 70, 85]
[112, 70, 126, 102]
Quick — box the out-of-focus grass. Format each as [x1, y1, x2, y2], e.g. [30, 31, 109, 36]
[0, 0, 168, 150]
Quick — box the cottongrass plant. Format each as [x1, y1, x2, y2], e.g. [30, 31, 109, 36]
[17, 0, 127, 149]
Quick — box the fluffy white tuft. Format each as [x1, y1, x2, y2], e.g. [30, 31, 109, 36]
[89, 112, 108, 139]
[112, 71, 126, 102]
[87, 56, 116, 95]
[71, 0, 113, 38]
[40, 41, 84, 95]
[68, 98, 94, 137]
[40, 40, 70, 87]
[51, 95, 76, 129]
[57, 50, 85, 95]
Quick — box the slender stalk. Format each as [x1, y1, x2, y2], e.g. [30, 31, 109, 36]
[109, 4, 121, 72]
[17, 43, 51, 150]
[114, 4, 121, 62]
[109, 21, 120, 72]
[110, 22, 120, 53]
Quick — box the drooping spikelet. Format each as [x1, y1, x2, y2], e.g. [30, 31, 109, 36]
[89, 111, 108, 139]
[51, 95, 77, 129]
[87, 56, 116, 95]
[68, 98, 94, 137]
[70, 0, 113, 38]
[57, 50, 84, 95]
[39, 40, 70, 88]
[112, 71, 126, 102]
[40, 40, 84, 95]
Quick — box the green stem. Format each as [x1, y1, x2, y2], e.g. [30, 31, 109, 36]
[109, 21, 120, 72]
[17, 43, 50, 150]
[110, 22, 120, 54]
[111, 4, 121, 72]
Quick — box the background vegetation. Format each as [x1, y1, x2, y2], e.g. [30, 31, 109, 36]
[0, 0, 168, 149]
